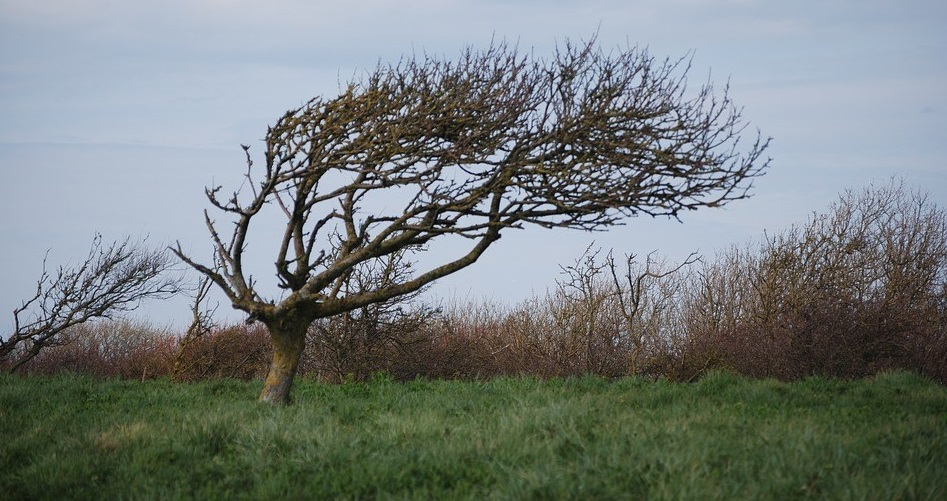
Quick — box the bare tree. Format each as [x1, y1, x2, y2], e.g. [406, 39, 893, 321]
[550, 245, 698, 377]
[554, 245, 617, 375]
[174, 37, 770, 404]
[172, 275, 218, 381]
[608, 250, 699, 375]
[1, 234, 182, 372]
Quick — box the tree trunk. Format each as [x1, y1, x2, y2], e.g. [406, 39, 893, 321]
[259, 316, 309, 405]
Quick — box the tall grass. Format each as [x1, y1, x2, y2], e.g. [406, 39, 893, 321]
[2, 371, 945, 500]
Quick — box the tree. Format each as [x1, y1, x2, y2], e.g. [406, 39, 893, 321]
[1, 234, 182, 372]
[174, 37, 770, 404]
[172, 275, 218, 381]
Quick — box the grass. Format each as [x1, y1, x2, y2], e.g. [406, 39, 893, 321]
[1, 371, 945, 500]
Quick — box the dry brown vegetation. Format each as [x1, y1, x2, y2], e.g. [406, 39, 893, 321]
[6, 180, 946, 384]
[680, 180, 947, 383]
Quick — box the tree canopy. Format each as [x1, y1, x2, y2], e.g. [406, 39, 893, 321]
[175, 37, 770, 404]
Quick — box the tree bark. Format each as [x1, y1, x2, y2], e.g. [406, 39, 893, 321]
[259, 316, 309, 405]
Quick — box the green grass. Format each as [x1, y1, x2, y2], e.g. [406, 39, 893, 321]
[1, 371, 945, 500]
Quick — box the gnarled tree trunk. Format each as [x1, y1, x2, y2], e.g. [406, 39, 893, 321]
[259, 315, 310, 405]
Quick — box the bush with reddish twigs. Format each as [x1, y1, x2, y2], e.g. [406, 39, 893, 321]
[678, 180, 947, 383]
[298, 303, 439, 383]
[11, 320, 177, 380]
[172, 323, 270, 381]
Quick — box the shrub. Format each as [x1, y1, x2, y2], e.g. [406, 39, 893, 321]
[172, 324, 270, 381]
[12, 320, 177, 380]
[299, 303, 439, 383]
[680, 179, 947, 382]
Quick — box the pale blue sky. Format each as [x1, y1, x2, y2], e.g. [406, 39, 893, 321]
[1, 0, 945, 328]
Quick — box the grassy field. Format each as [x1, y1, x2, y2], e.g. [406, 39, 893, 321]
[1, 371, 945, 500]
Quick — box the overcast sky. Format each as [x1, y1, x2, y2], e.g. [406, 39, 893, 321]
[1, 0, 945, 329]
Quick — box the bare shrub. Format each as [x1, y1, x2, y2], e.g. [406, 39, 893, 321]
[173, 324, 270, 381]
[15, 320, 178, 380]
[607, 250, 698, 378]
[389, 329, 496, 381]
[172, 276, 218, 381]
[293, 248, 442, 382]
[679, 179, 947, 382]
[491, 298, 563, 377]
[396, 246, 696, 381]
[551, 246, 623, 376]
[300, 303, 438, 383]
[675, 245, 775, 380]
[519, 245, 697, 379]
[410, 297, 554, 379]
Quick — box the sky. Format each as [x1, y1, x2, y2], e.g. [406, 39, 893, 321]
[1, 0, 945, 330]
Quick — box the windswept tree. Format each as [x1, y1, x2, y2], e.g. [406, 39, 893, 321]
[1, 235, 182, 372]
[174, 37, 770, 404]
